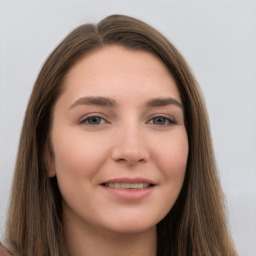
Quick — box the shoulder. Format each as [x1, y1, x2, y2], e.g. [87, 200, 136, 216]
[0, 243, 13, 256]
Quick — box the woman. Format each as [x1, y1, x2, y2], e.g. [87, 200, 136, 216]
[1, 15, 237, 256]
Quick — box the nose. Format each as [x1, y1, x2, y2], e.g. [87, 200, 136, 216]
[111, 125, 149, 166]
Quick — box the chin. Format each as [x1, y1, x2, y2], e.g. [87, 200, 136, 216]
[107, 222, 157, 235]
[99, 213, 160, 235]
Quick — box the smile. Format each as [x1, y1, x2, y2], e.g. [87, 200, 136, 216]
[100, 178, 156, 200]
[103, 183, 151, 189]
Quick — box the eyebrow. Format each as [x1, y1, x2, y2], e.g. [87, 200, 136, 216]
[145, 97, 183, 109]
[69, 96, 117, 110]
[69, 96, 183, 110]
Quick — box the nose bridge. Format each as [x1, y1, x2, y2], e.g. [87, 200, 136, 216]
[111, 118, 149, 165]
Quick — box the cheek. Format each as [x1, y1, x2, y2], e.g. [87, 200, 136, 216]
[152, 129, 188, 208]
[50, 130, 111, 212]
[51, 129, 110, 181]
[154, 129, 188, 176]
[153, 131, 188, 216]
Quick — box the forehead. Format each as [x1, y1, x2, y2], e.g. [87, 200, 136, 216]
[62, 45, 181, 103]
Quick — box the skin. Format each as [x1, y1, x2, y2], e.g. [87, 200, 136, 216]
[48, 46, 189, 256]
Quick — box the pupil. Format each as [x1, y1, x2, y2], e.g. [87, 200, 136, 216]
[89, 117, 100, 124]
[154, 117, 165, 125]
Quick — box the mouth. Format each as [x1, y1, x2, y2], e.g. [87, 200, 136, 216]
[102, 183, 154, 189]
[100, 178, 156, 200]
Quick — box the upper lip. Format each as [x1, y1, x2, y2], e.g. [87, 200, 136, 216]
[101, 177, 156, 185]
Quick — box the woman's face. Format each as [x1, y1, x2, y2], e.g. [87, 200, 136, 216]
[49, 46, 188, 235]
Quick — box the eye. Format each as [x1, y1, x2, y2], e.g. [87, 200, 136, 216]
[147, 116, 176, 126]
[80, 115, 107, 125]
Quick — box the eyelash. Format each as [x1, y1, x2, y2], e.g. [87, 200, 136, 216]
[147, 115, 176, 126]
[79, 114, 176, 126]
[79, 115, 108, 125]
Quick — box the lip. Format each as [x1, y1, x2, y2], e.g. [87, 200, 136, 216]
[101, 177, 156, 185]
[100, 177, 156, 201]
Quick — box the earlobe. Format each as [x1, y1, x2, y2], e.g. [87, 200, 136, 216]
[47, 157, 56, 177]
[44, 140, 56, 177]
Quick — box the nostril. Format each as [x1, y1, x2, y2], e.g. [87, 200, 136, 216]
[116, 158, 126, 163]
[117, 157, 145, 165]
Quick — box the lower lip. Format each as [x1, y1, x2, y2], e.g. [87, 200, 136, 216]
[101, 185, 155, 201]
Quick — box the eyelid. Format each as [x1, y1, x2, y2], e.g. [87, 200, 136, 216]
[146, 114, 177, 125]
[79, 113, 109, 125]
[78, 113, 177, 126]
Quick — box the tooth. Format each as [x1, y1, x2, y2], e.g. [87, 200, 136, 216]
[115, 183, 121, 188]
[105, 183, 151, 189]
[138, 183, 143, 189]
[130, 183, 136, 189]
[121, 183, 129, 189]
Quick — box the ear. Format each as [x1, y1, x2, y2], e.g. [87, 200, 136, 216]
[44, 140, 56, 177]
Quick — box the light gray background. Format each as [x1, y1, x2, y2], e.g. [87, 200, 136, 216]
[0, 0, 255, 255]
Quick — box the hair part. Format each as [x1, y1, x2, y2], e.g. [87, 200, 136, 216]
[5, 14, 237, 256]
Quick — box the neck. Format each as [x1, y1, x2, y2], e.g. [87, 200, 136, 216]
[63, 214, 157, 256]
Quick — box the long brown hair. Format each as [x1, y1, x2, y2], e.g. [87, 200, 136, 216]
[4, 15, 237, 256]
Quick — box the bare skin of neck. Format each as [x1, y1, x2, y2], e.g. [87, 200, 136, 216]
[63, 212, 157, 256]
